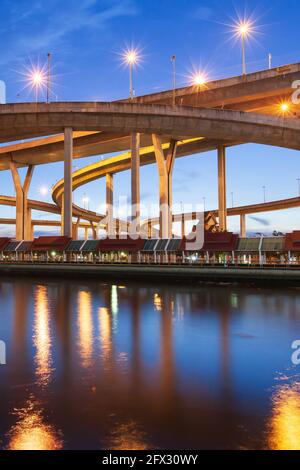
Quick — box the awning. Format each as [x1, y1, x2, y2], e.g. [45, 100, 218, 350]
[16, 241, 33, 253]
[3, 241, 22, 253]
[261, 237, 285, 252]
[237, 238, 260, 252]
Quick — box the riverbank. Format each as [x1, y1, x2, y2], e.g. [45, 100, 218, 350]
[0, 263, 299, 285]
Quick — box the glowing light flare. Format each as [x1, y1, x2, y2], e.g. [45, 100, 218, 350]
[122, 48, 141, 66]
[39, 186, 49, 196]
[232, 18, 255, 40]
[191, 72, 208, 86]
[277, 101, 292, 116]
[281, 103, 289, 112]
[237, 21, 251, 37]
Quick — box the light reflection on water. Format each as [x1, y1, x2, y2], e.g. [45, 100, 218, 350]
[268, 380, 300, 450]
[0, 279, 300, 450]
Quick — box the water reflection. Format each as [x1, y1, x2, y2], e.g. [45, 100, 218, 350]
[33, 285, 53, 386]
[268, 381, 300, 450]
[77, 290, 93, 368]
[7, 397, 62, 450]
[108, 421, 151, 450]
[2, 280, 300, 449]
[99, 307, 113, 360]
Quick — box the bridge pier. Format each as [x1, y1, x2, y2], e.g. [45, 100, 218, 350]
[72, 218, 80, 239]
[106, 173, 114, 237]
[240, 214, 246, 238]
[152, 135, 177, 239]
[131, 132, 140, 234]
[63, 127, 73, 237]
[218, 145, 227, 232]
[10, 163, 34, 240]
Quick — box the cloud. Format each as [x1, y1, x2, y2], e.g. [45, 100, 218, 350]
[193, 6, 213, 21]
[0, 0, 138, 65]
[249, 216, 271, 227]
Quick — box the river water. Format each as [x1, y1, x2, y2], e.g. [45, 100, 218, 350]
[0, 277, 300, 450]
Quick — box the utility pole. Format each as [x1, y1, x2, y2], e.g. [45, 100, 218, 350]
[268, 53, 272, 70]
[171, 55, 176, 106]
[47, 52, 52, 103]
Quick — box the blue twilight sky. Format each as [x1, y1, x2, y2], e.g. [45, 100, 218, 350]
[0, 0, 300, 236]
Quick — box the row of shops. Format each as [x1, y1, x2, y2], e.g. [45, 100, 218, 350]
[0, 231, 300, 265]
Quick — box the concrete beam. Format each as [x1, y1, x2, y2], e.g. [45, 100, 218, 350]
[218, 145, 227, 232]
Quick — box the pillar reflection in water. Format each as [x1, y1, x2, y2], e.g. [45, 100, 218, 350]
[77, 290, 93, 368]
[268, 382, 300, 450]
[33, 285, 53, 386]
[99, 307, 112, 361]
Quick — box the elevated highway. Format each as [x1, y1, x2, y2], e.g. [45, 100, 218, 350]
[0, 62, 300, 239]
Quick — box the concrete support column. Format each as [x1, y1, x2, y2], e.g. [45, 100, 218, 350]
[72, 218, 80, 239]
[217, 145, 227, 232]
[90, 221, 97, 240]
[240, 214, 246, 238]
[106, 173, 114, 237]
[85, 227, 89, 240]
[25, 208, 32, 240]
[181, 215, 185, 238]
[10, 162, 34, 240]
[63, 127, 73, 237]
[131, 132, 140, 234]
[152, 135, 177, 239]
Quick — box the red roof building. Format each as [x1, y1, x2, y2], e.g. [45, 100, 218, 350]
[99, 237, 146, 253]
[181, 232, 239, 252]
[30, 236, 71, 252]
[0, 238, 11, 251]
[285, 231, 300, 252]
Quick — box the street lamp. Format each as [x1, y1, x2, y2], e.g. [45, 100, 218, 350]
[235, 20, 252, 75]
[31, 70, 46, 102]
[82, 194, 90, 210]
[231, 192, 234, 208]
[263, 186, 266, 203]
[171, 55, 176, 106]
[39, 186, 49, 197]
[280, 102, 290, 114]
[191, 72, 207, 86]
[123, 49, 139, 100]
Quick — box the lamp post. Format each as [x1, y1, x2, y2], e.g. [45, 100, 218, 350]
[171, 55, 176, 106]
[235, 21, 252, 75]
[124, 50, 138, 100]
[47, 52, 52, 104]
[263, 186, 266, 203]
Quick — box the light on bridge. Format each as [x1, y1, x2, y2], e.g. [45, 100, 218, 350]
[39, 186, 49, 197]
[191, 72, 207, 86]
[280, 103, 289, 113]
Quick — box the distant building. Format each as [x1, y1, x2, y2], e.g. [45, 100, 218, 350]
[0, 81, 6, 104]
